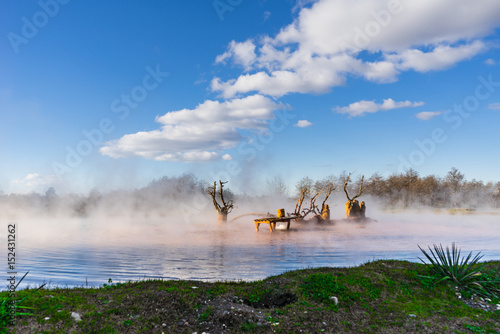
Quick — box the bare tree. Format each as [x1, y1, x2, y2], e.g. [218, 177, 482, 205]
[265, 176, 289, 198]
[344, 173, 365, 218]
[294, 182, 335, 221]
[293, 188, 307, 217]
[295, 177, 313, 199]
[320, 182, 335, 220]
[302, 189, 323, 218]
[446, 167, 465, 207]
[495, 182, 500, 208]
[207, 180, 234, 223]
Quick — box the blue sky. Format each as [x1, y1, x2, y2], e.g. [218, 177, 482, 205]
[1, 0, 499, 194]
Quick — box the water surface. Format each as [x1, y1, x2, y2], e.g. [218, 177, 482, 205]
[9, 211, 500, 289]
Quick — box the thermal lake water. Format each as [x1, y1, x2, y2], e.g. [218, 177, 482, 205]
[8, 211, 500, 290]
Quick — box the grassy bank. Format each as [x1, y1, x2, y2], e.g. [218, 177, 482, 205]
[2, 260, 499, 333]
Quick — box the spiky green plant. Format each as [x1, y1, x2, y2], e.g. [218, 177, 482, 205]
[0, 272, 46, 329]
[418, 243, 500, 299]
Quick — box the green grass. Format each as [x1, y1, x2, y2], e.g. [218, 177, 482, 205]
[1, 260, 499, 333]
[300, 273, 344, 304]
[198, 306, 213, 322]
[0, 272, 46, 329]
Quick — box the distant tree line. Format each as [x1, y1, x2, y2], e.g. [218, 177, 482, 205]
[1, 168, 499, 219]
[0, 174, 210, 218]
[288, 168, 500, 209]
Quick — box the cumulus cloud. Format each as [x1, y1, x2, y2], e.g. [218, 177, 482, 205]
[487, 103, 500, 110]
[386, 41, 487, 72]
[294, 120, 312, 127]
[100, 95, 283, 162]
[215, 40, 257, 71]
[334, 98, 424, 117]
[416, 111, 443, 120]
[212, 0, 500, 98]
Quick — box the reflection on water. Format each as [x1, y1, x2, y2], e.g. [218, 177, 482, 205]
[10, 212, 500, 289]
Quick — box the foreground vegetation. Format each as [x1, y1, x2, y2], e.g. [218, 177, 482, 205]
[2, 260, 499, 333]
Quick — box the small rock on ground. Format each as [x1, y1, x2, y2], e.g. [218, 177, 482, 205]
[71, 312, 82, 322]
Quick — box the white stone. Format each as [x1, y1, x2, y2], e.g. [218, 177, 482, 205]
[71, 312, 82, 322]
[44, 317, 50, 320]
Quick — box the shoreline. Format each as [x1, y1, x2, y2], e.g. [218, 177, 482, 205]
[3, 259, 499, 333]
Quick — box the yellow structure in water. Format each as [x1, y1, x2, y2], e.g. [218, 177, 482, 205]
[277, 208, 285, 217]
[345, 199, 361, 218]
[360, 201, 366, 218]
[344, 200, 367, 218]
[321, 204, 330, 220]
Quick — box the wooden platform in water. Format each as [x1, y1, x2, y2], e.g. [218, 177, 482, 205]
[254, 216, 301, 232]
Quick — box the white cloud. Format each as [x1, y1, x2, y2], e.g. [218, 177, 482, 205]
[215, 40, 257, 71]
[386, 41, 487, 72]
[212, 0, 500, 98]
[100, 95, 282, 162]
[212, 53, 359, 98]
[11, 173, 57, 192]
[334, 98, 424, 117]
[416, 111, 443, 120]
[292, 0, 316, 13]
[487, 103, 500, 110]
[295, 120, 312, 127]
[484, 58, 496, 65]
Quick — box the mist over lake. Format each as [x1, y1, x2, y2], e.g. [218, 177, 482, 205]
[11, 209, 500, 290]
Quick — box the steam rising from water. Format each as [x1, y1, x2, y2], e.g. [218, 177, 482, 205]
[1, 174, 499, 289]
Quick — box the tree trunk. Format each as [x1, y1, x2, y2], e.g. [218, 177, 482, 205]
[345, 200, 361, 218]
[207, 180, 234, 224]
[321, 204, 330, 220]
[360, 201, 366, 218]
[218, 212, 228, 223]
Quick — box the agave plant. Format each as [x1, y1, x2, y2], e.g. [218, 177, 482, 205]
[418, 243, 500, 299]
[0, 272, 46, 328]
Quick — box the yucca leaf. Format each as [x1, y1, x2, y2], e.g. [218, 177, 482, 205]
[418, 243, 499, 299]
